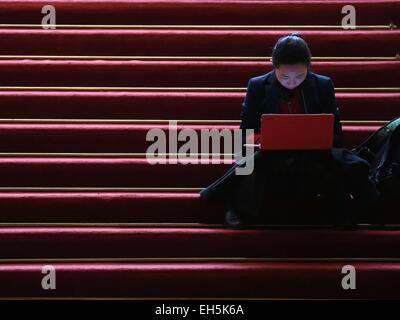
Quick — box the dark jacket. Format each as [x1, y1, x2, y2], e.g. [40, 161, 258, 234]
[200, 69, 379, 203]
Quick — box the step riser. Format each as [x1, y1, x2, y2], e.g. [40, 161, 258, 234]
[0, 158, 232, 187]
[0, 125, 379, 152]
[2, 1, 398, 25]
[0, 93, 398, 121]
[0, 192, 396, 224]
[1, 228, 400, 258]
[0, 61, 398, 87]
[0, 30, 398, 56]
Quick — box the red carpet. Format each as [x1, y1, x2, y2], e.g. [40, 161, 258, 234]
[0, 29, 398, 56]
[0, 0, 399, 299]
[0, 60, 398, 86]
[2, 227, 400, 258]
[0, 91, 398, 120]
[2, 0, 399, 25]
[1, 262, 400, 299]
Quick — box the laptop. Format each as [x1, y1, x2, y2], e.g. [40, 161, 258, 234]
[260, 114, 334, 150]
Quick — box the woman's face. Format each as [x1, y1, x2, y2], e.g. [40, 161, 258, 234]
[275, 64, 308, 90]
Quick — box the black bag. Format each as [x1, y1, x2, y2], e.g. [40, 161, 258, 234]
[352, 116, 400, 198]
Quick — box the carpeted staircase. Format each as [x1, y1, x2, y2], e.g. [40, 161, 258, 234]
[0, 0, 399, 299]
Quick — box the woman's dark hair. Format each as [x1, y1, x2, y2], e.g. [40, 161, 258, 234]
[271, 32, 312, 68]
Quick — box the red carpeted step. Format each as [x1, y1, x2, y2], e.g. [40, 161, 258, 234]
[1, 0, 399, 301]
[0, 192, 396, 224]
[0, 29, 398, 57]
[0, 90, 400, 120]
[0, 91, 398, 121]
[3, 0, 398, 25]
[0, 157, 232, 187]
[1, 227, 400, 259]
[0, 261, 399, 299]
[0, 123, 380, 152]
[0, 60, 398, 87]
[0, 192, 224, 223]
[0, 154, 388, 187]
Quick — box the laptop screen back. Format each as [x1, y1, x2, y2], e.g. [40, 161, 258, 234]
[260, 114, 334, 150]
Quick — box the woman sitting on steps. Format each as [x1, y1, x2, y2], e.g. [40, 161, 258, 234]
[199, 32, 380, 230]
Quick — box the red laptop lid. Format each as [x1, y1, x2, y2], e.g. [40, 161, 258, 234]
[260, 114, 334, 150]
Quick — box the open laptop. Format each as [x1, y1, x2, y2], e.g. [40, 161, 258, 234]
[260, 114, 334, 150]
